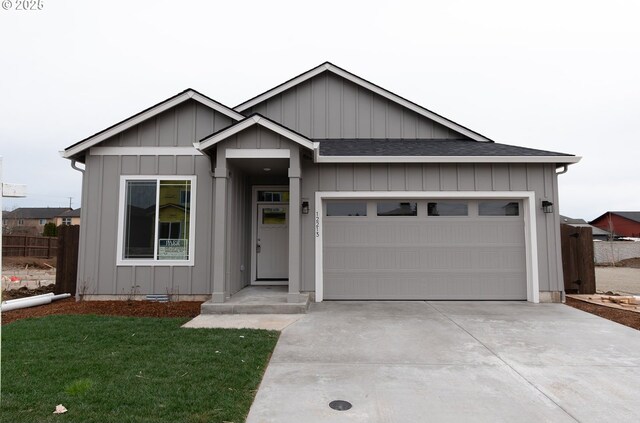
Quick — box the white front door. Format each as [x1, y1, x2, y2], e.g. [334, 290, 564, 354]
[256, 205, 289, 280]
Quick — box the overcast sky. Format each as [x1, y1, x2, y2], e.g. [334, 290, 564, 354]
[1, 0, 638, 220]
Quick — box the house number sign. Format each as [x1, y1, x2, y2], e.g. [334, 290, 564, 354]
[315, 211, 320, 238]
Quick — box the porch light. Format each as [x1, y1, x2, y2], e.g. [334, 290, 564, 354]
[541, 200, 553, 214]
[301, 200, 309, 214]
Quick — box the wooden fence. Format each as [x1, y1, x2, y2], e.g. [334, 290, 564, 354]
[55, 225, 80, 295]
[561, 224, 596, 294]
[2, 235, 57, 258]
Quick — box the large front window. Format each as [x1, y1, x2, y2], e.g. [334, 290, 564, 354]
[120, 177, 195, 264]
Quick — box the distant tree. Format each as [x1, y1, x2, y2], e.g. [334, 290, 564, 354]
[43, 222, 58, 237]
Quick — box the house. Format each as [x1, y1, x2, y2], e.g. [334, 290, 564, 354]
[3, 207, 71, 235]
[590, 212, 640, 238]
[560, 215, 613, 241]
[55, 208, 81, 226]
[61, 62, 580, 303]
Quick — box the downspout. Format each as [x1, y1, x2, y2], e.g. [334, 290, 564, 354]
[71, 159, 85, 174]
[556, 165, 568, 175]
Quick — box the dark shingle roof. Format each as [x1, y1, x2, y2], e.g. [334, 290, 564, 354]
[5, 207, 71, 219]
[58, 208, 81, 217]
[317, 139, 573, 157]
[611, 212, 640, 223]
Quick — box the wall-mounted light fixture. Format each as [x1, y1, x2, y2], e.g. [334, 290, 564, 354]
[301, 200, 310, 214]
[541, 200, 554, 214]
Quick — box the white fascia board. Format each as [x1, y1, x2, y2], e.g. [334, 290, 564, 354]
[314, 154, 582, 164]
[90, 147, 202, 156]
[325, 64, 490, 142]
[235, 64, 329, 112]
[198, 115, 314, 152]
[63, 90, 242, 159]
[234, 62, 490, 142]
[225, 149, 290, 159]
[189, 91, 245, 121]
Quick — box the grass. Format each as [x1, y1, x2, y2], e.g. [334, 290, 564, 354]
[1, 315, 279, 423]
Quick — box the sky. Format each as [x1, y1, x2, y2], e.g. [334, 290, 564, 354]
[1, 0, 638, 220]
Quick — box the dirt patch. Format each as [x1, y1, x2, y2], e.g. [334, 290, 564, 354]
[2, 298, 203, 325]
[566, 297, 640, 331]
[2, 284, 55, 301]
[617, 257, 640, 269]
[2, 257, 57, 269]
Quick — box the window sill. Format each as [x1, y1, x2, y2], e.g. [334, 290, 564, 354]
[116, 260, 195, 267]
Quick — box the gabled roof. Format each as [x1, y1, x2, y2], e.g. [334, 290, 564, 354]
[57, 208, 81, 218]
[63, 89, 245, 160]
[315, 139, 579, 164]
[195, 114, 315, 152]
[234, 62, 492, 142]
[5, 207, 71, 219]
[591, 211, 640, 224]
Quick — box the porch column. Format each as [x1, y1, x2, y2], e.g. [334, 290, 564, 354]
[288, 145, 302, 302]
[211, 150, 228, 303]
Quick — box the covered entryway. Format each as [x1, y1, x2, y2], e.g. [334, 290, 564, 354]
[318, 194, 535, 301]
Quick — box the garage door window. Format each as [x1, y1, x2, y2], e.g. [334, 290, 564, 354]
[326, 202, 367, 217]
[479, 201, 519, 216]
[377, 202, 417, 216]
[427, 201, 468, 216]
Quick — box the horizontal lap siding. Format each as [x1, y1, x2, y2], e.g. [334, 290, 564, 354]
[77, 103, 234, 296]
[300, 162, 561, 293]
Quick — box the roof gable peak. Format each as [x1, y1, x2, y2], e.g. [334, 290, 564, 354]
[234, 62, 492, 142]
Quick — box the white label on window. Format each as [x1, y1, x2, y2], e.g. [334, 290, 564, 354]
[158, 239, 188, 260]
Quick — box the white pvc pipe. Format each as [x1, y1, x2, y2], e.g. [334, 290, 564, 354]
[3, 293, 55, 304]
[1, 293, 71, 312]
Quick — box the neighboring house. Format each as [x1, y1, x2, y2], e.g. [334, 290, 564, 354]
[61, 62, 580, 303]
[3, 207, 71, 235]
[55, 208, 81, 226]
[560, 215, 613, 241]
[590, 212, 640, 238]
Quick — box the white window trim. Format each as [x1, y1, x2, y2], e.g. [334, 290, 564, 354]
[116, 175, 197, 266]
[314, 191, 540, 303]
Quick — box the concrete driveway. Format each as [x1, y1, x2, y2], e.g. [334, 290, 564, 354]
[247, 301, 640, 423]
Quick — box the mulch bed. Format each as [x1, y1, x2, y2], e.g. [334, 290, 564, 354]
[566, 297, 640, 331]
[1, 298, 203, 325]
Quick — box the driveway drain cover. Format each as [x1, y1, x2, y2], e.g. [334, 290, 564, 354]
[329, 400, 352, 411]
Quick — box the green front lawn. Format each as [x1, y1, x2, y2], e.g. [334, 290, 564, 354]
[1, 315, 279, 423]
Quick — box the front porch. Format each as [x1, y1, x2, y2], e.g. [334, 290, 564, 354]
[201, 286, 310, 314]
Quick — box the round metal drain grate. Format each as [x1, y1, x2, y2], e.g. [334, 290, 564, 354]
[329, 400, 352, 411]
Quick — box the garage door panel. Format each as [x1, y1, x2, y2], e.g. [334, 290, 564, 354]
[324, 270, 527, 300]
[323, 199, 527, 300]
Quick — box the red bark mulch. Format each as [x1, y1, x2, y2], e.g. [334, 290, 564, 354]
[565, 297, 640, 331]
[2, 298, 203, 325]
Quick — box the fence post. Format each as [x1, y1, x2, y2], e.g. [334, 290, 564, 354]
[55, 225, 80, 296]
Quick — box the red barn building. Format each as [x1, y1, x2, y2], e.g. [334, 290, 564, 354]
[590, 211, 640, 238]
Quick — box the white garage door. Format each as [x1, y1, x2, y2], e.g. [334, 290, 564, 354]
[322, 199, 527, 300]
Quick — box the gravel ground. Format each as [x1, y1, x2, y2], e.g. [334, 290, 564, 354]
[596, 267, 640, 295]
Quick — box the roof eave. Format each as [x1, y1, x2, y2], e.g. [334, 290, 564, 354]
[233, 62, 492, 143]
[62, 89, 244, 160]
[313, 155, 582, 164]
[195, 114, 315, 152]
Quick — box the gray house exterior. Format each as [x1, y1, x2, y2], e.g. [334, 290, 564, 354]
[62, 62, 580, 303]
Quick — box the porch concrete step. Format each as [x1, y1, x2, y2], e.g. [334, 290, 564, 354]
[200, 292, 310, 315]
[200, 299, 310, 314]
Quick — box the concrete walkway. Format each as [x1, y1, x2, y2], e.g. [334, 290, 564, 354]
[247, 301, 640, 423]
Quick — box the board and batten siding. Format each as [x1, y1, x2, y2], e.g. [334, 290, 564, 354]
[76, 102, 234, 297]
[246, 72, 467, 140]
[300, 162, 563, 294]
